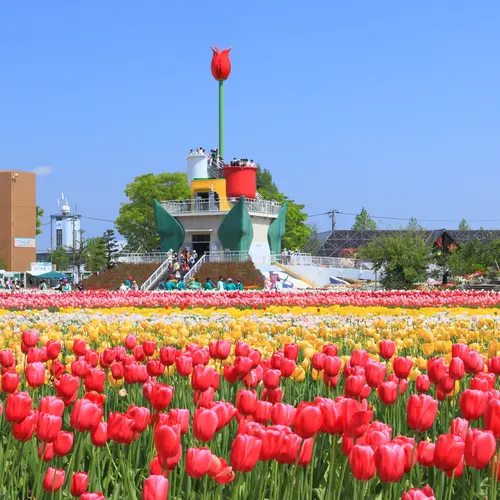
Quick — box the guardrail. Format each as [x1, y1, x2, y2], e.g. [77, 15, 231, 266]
[117, 253, 170, 264]
[160, 198, 282, 216]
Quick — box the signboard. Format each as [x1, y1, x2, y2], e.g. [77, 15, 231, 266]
[15, 238, 36, 248]
[30, 262, 52, 275]
[55, 221, 63, 229]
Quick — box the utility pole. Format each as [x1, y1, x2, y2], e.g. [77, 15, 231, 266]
[328, 209, 339, 230]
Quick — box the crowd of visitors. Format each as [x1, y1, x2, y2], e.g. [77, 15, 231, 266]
[158, 275, 244, 292]
[0, 277, 25, 291]
[230, 158, 256, 167]
[280, 248, 306, 265]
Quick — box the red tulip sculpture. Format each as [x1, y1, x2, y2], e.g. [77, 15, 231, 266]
[210, 46, 232, 160]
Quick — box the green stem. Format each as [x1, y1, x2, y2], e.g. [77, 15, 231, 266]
[219, 80, 224, 159]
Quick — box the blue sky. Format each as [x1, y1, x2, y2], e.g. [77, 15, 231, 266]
[1, 2, 499, 249]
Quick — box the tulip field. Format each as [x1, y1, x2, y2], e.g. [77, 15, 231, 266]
[0, 292, 500, 498]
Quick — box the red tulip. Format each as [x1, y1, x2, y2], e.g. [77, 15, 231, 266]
[365, 361, 386, 388]
[193, 408, 218, 442]
[54, 374, 80, 400]
[294, 403, 323, 439]
[464, 428, 496, 469]
[26, 361, 45, 388]
[155, 424, 181, 459]
[254, 400, 272, 424]
[459, 389, 488, 421]
[417, 441, 435, 467]
[159, 346, 177, 366]
[427, 357, 447, 385]
[452, 343, 469, 360]
[38, 442, 55, 462]
[81, 493, 105, 500]
[124, 335, 137, 350]
[22, 330, 39, 348]
[392, 436, 418, 473]
[401, 486, 436, 500]
[230, 434, 262, 472]
[406, 395, 438, 431]
[207, 455, 235, 483]
[127, 405, 151, 433]
[142, 475, 169, 500]
[263, 369, 281, 390]
[192, 348, 209, 366]
[485, 398, 500, 439]
[343, 399, 374, 438]
[284, 343, 299, 360]
[312, 353, 326, 371]
[186, 447, 212, 478]
[487, 356, 500, 375]
[70, 398, 103, 432]
[111, 363, 124, 380]
[192, 365, 218, 392]
[416, 375, 431, 393]
[375, 444, 405, 482]
[71, 359, 89, 378]
[262, 387, 283, 404]
[194, 387, 215, 408]
[146, 360, 166, 378]
[90, 421, 108, 447]
[2, 372, 19, 393]
[175, 356, 193, 376]
[150, 448, 182, 475]
[349, 445, 376, 480]
[211, 46, 231, 81]
[70, 472, 89, 497]
[236, 389, 257, 415]
[270, 403, 295, 426]
[449, 357, 465, 380]
[0, 350, 15, 367]
[433, 434, 465, 471]
[379, 340, 395, 360]
[393, 357, 412, 379]
[107, 412, 136, 444]
[6, 391, 32, 423]
[43, 467, 66, 493]
[85, 349, 99, 367]
[150, 384, 174, 411]
[38, 396, 64, 417]
[377, 381, 398, 405]
[450, 418, 469, 441]
[53, 430, 74, 456]
[209, 340, 231, 360]
[12, 409, 38, 442]
[142, 340, 157, 357]
[46, 340, 62, 360]
[464, 350, 484, 374]
[133, 345, 146, 362]
[73, 339, 87, 356]
[351, 349, 369, 367]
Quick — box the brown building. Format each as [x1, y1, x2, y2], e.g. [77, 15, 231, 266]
[0, 171, 37, 271]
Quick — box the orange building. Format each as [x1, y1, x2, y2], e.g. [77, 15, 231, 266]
[0, 171, 37, 271]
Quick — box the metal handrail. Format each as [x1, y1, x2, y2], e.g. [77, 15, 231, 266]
[181, 254, 207, 281]
[160, 198, 282, 216]
[118, 253, 169, 264]
[140, 258, 173, 291]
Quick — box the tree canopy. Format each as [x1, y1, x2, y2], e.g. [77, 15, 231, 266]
[359, 232, 431, 289]
[36, 206, 44, 236]
[85, 236, 107, 273]
[458, 218, 471, 230]
[352, 208, 377, 230]
[256, 167, 310, 250]
[50, 247, 70, 271]
[115, 173, 191, 251]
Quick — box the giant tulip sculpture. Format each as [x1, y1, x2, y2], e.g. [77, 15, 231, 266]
[210, 46, 232, 159]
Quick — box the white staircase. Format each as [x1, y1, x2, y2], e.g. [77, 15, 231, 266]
[140, 258, 173, 291]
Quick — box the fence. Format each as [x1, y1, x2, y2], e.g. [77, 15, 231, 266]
[160, 198, 282, 217]
[117, 253, 169, 264]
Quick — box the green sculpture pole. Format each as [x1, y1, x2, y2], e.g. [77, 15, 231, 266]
[219, 80, 224, 159]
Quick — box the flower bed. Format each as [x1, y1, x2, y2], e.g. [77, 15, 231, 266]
[0, 307, 498, 498]
[3, 289, 500, 310]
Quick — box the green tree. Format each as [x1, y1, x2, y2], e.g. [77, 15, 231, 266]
[102, 230, 120, 269]
[458, 218, 471, 230]
[115, 172, 191, 251]
[85, 237, 107, 273]
[406, 217, 424, 231]
[359, 232, 431, 289]
[447, 240, 489, 276]
[352, 208, 377, 230]
[302, 223, 324, 254]
[36, 206, 44, 235]
[256, 167, 310, 249]
[51, 247, 70, 271]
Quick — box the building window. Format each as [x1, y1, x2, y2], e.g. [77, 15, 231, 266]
[56, 229, 63, 248]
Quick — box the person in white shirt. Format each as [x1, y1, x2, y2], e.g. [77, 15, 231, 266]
[274, 276, 283, 292]
[217, 276, 226, 291]
[119, 283, 128, 291]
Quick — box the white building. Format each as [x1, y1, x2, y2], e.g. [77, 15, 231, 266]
[50, 194, 82, 251]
